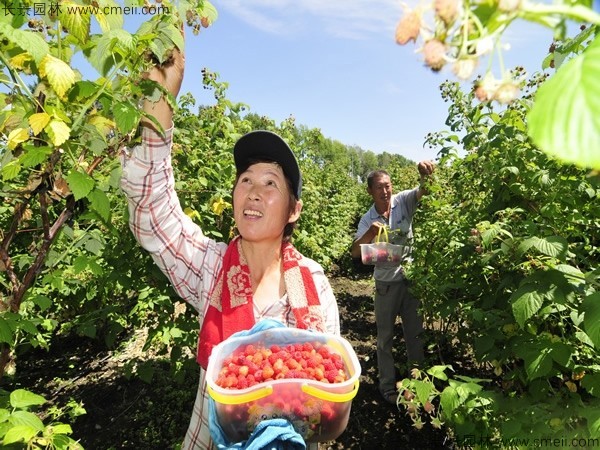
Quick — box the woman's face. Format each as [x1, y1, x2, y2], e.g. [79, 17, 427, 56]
[233, 162, 301, 243]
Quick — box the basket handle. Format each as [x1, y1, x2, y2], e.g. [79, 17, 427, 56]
[375, 226, 389, 244]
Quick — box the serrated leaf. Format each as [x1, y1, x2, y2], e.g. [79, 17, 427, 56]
[531, 236, 568, 259]
[58, 1, 91, 43]
[113, 101, 140, 134]
[88, 188, 111, 222]
[1, 160, 21, 181]
[45, 120, 71, 146]
[10, 389, 46, 408]
[9, 52, 33, 70]
[7, 127, 29, 150]
[511, 284, 544, 328]
[28, 113, 51, 136]
[95, 0, 124, 32]
[88, 114, 115, 138]
[0, 23, 49, 63]
[69, 80, 99, 101]
[19, 145, 52, 168]
[66, 170, 94, 200]
[582, 292, 600, 349]
[39, 55, 76, 98]
[87, 29, 132, 76]
[528, 35, 600, 169]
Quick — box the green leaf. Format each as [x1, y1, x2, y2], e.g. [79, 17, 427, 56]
[413, 380, 433, 405]
[1, 160, 21, 181]
[88, 188, 111, 222]
[9, 389, 46, 409]
[58, 1, 91, 43]
[511, 285, 544, 328]
[19, 146, 52, 168]
[3, 424, 38, 444]
[137, 361, 155, 383]
[528, 35, 600, 169]
[50, 423, 73, 435]
[0, 23, 49, 63]
[583, 407, 600, 437]
[530, 236, 568, 259]
[581, 372, 600, 398]
[95, 0, 124, 32]
[9, 410, 44, 431]
[440, 385, 460, 413]
[522, 347, 553, 380]
[113, 101, 141, 134]
[0, 318, 14, 344]
[28, 295, 52, 312]
[66, 170, 94, 200]
[582, 292, 600, 349]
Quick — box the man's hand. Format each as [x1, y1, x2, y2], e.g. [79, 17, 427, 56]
[417, 160, 435, 200]
[417, 160, 435, 177]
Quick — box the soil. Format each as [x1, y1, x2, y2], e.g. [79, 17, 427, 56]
[10, 275, 456, 450]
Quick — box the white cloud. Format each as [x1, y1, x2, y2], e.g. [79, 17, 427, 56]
[216, 0, 403, 39]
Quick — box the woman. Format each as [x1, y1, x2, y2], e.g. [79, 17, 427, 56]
[120, 48, 340, 449]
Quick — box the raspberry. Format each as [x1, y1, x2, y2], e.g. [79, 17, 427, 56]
[422, 39, 447, 72]
[493, 81, 519, 104]
[395, 10, 421, 45]
[452, 58, 477, 80]
[434, 0, 459, 25]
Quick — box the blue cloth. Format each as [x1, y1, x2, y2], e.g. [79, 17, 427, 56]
[208, 319, 307, 450]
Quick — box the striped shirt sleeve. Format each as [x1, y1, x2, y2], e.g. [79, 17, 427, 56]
[119, 126, 226, 314]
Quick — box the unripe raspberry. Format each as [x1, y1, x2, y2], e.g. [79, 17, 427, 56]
[422, 39, 447, 72]
[434, 0, 459, 25]
[395, 10, 421, 45]
[493, 81, 519, 104]
[452, 58, 477, 80]
[474, 73, 499, 102]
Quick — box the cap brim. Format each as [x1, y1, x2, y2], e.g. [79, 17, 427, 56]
[233, 130, 302, 199]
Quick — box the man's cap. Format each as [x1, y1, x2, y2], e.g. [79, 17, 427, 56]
[233, 130, 302, 199]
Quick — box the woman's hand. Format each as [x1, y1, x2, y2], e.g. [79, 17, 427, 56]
[141, 45, 185, 132]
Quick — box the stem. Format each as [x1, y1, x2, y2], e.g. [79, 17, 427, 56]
[521, 1, 600, 25]
[71, 58, 127, 132]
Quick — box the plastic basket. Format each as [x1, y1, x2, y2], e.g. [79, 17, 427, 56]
[360, 226, 404, 267]
[206, 327, 361, 443]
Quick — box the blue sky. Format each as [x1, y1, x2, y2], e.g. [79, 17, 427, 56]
[176, 0, 562, 163]
[79, 0, 579, 163]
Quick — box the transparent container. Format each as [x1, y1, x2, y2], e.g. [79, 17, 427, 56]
[206, 327, 361, 443]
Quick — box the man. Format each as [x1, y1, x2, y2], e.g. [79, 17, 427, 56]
[351, 162, 434, 405]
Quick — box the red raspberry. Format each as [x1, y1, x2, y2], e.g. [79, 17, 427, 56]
[395, 10, 421, 45]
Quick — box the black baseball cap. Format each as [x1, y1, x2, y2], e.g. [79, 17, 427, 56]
[233, 130, 302, 199]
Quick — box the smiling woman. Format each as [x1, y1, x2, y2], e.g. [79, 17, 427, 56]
[119, 45, 342, 450]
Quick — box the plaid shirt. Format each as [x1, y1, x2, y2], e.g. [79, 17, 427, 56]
[120, 126, 340, 449]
